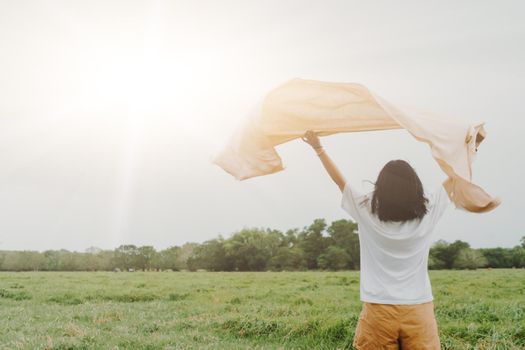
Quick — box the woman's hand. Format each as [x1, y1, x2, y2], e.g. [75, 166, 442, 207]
[302, 130, 322, 149]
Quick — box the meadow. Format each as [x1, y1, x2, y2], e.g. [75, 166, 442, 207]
[0, 269, 524, 350]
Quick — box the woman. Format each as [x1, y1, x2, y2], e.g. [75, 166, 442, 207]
[302, 130, 450, 350]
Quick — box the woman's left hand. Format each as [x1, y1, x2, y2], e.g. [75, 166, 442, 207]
[302, 130, 322, 149]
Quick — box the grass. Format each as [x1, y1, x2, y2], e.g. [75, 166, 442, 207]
[0, 269, 524, 349]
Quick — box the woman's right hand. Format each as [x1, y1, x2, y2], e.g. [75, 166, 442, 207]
[302, 130, 322, 149]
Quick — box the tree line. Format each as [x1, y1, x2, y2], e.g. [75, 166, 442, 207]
[1, 218, 524, 272]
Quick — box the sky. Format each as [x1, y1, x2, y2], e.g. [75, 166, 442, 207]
[0, 0, 523, 251]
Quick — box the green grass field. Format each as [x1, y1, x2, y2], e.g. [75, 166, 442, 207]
[1, 270, 524, 349]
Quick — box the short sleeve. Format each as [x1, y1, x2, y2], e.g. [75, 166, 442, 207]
[341, 182, 368, 223]
[427, 184, 451, 223]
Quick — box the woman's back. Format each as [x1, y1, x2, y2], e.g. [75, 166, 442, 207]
[341, 182, 450, 304]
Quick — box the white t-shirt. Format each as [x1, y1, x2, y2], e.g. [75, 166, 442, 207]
[341, 182, 451, 304]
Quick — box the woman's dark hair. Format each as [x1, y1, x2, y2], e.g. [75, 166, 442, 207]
[371, 160, 428, 222]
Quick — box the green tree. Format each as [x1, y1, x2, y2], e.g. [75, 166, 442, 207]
[317, 245, 351, 270]
[177, 243, 198, 270]
[298, 219, 328, 269]
[58, 250, 84, 271]
[43, 250, 61, 271]
[153, 246, 182, 271]
[2, 251, 45, 271]
[326, 219, 360, 269]
[137, 246, 156, 271]
[453, 248, 488, 269]
[428, 254, 441, 270]
[223, 228, 281, 271]
[95, 250, 115, 271]
[430, 240, 470, 269]
[478, 248, 514, 268]
[268, 246, 306, 271]
[113, 245, 141, 270]
[187, 237, 233, 271]
[283, 229, 300, 248]
[510, 247, 525, 268]
[84, 247, 102, 271]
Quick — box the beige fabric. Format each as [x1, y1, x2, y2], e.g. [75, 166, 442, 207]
[214, 78, 500, 213]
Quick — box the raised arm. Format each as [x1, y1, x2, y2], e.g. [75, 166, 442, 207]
[302, 130, 347, 192]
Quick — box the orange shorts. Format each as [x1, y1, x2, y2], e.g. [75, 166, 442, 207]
[353, 301, 440, 350]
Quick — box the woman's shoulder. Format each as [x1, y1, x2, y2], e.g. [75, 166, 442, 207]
[341, 182, 373, 221]
[427, 184, 450, 207]
[424, 184, 451, 221]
